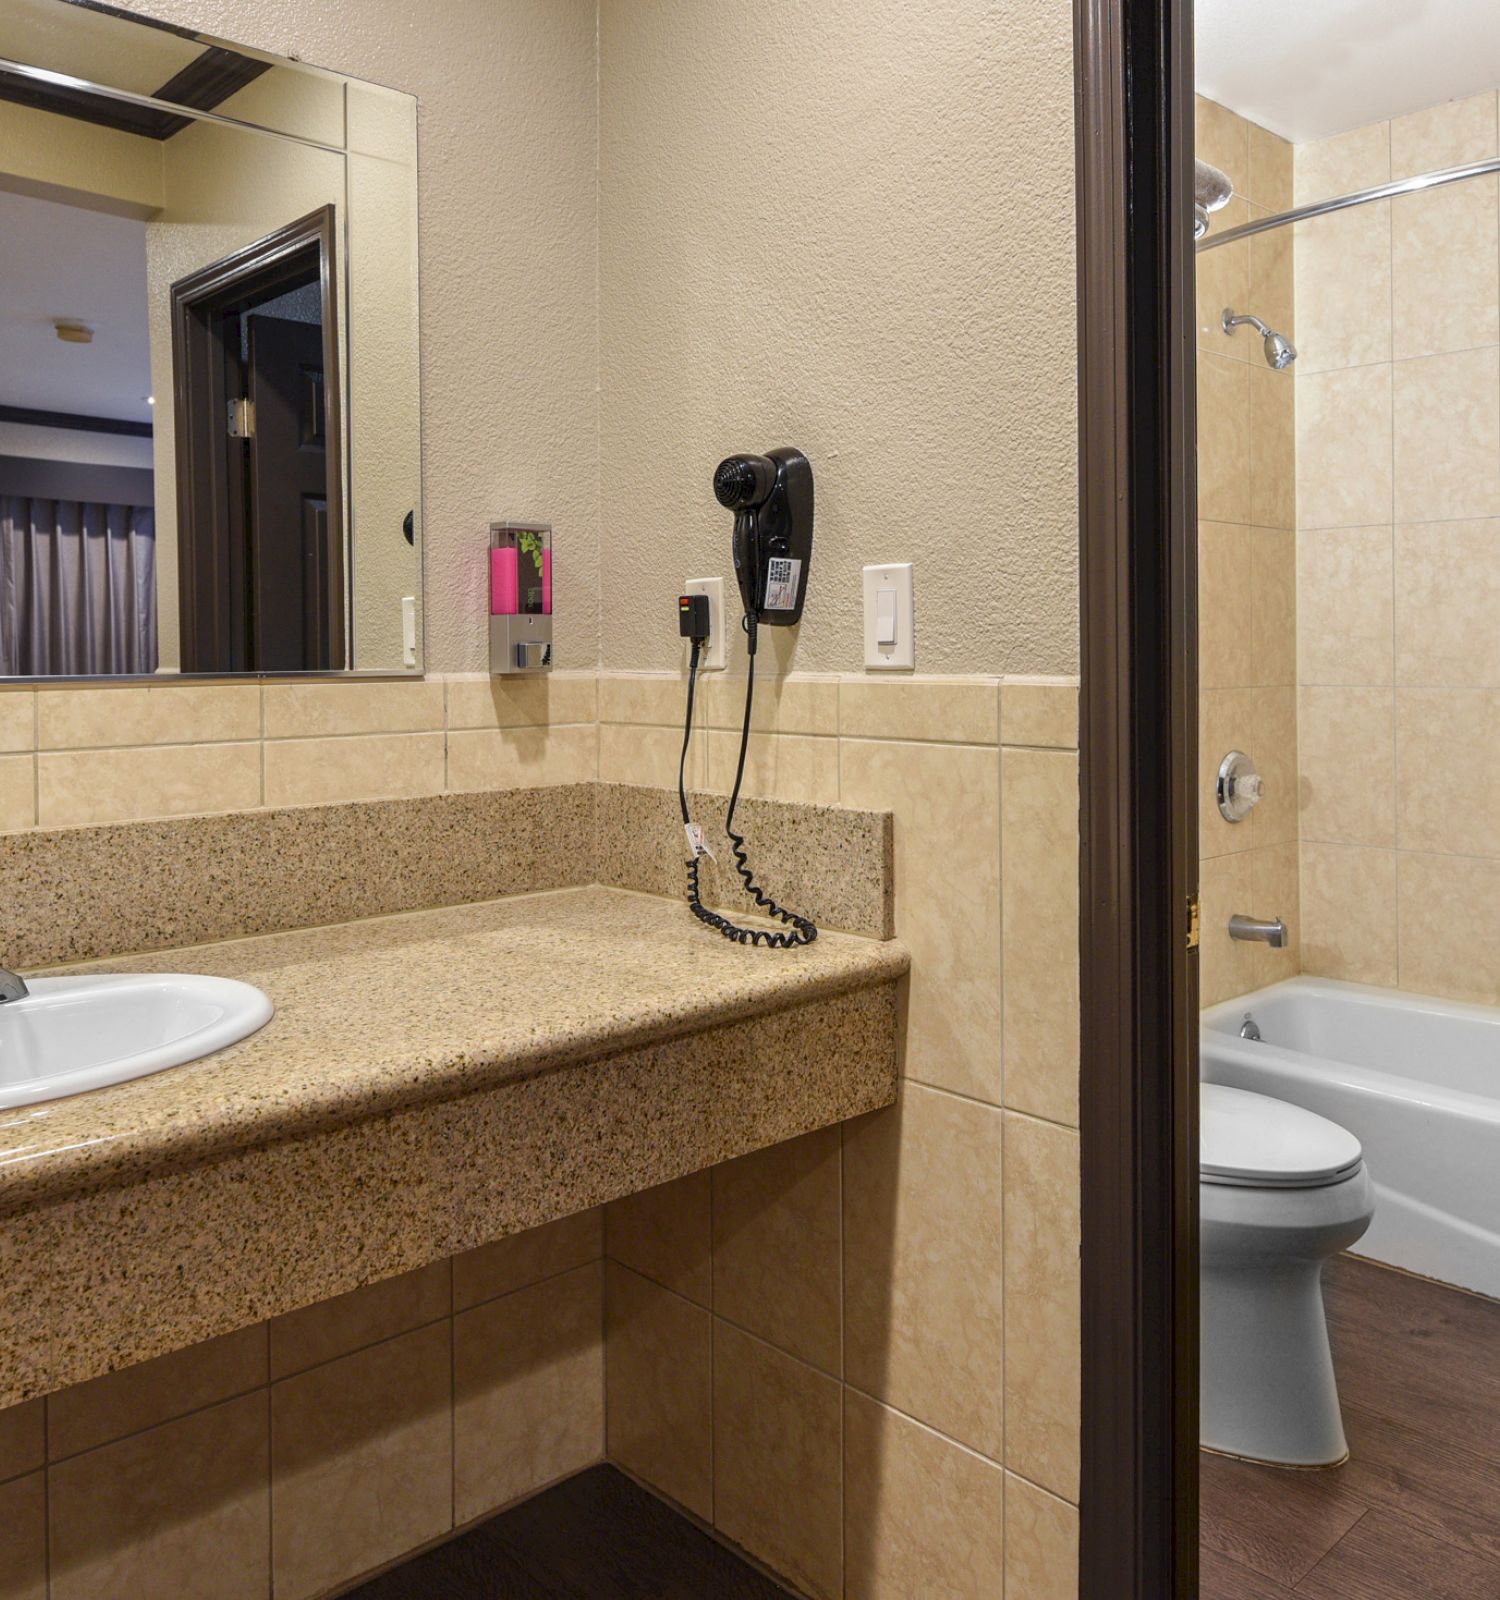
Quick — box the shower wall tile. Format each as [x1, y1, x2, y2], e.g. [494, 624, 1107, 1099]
[1249, 841, 1301, 990]
[1299, 843, 1399, 988]
[1248, 367, 1297, 531]
[1395, 688, 1500, 857]
[1298, 528, 1394, 686]
[1198, 524, 1254, 691]
[1005, 1473, 1079, 1600]
[1397, 850, 1500, 1006]
[1395, 519, 1500, 687]
[1297, 365, 1394, 530]
[1297, 687, 1396, 847]
[1198, 352, 1252, 524]
[1199, 688, 1257, 859]
[1295, 121, 1391, 207]
[1389, 90, 1500, 180]
[1249, 527, 1297, 685]
[1246, 120, 1294, 212]
[1293, 203, 1392, 374]
[1392, 178, 1500, 360]
[1198, 850, 1257, 1008]
[1392, 347, 1500, 524]
[1248, 207, 1295, 348]
[1196, 94, 1250, 192]
[1196, 197, 1251, 353]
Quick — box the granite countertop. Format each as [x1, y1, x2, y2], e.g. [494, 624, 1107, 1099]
[0, 886, 909, 1215]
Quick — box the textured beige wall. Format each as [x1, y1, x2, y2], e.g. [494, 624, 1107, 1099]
[597, 0, 1078, 677]
[119, 0, 601, 677]
[1193, 97, 1301, 1008]
[1294, 92, 1500, 1006]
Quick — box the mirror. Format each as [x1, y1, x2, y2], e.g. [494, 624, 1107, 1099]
[0, 0, 420, 676]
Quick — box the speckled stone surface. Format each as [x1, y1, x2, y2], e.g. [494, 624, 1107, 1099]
[595, 783, 895, 939]
[0, 786, 597, 970]
[0, 890, 902, 1405]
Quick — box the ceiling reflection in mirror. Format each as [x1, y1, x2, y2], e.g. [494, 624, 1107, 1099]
[0, 0, 421, 675]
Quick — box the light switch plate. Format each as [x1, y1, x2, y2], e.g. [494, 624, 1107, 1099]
[862, 563, 914, 670]
[685, 577, 726, 671]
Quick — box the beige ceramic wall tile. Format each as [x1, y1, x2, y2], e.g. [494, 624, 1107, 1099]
[1001, 749, 1080, 1127]
[1392, 179, 1500, 360]
[264, 731, 445, 807]
[1292, 203, 1392, 373]
[1003, 1114, 1080, 1501]
[445, 672, 598, 731]
[712, 1125, 842, 1375]
[598, 673, 687, 727]
[843, 1392, 1005, 1600]
[0, 1471, 44, 1600]
[1197, 352, 1252, 525]
[1199, 688, 1256, 858]
[0, 1398, 42, 1482]
[838, 678, 999, 745]
[38, 742, 261, 827]
[1197, 851, 1256, 1006]
[1249, 842, 1302, 989]
[1195, 198, 1250, 353]
[269, 1262, 450, 1380]
[1198, 524, 1253, 691]
[1248, 368, 1296, 532]
[1395, 519, 1500, 686]
[1248, 686, 1298, 849]
[1298, 687, 1395, 846]
[262, 680, 444, 739]
[1393, 347, 1500, 524]
[1249, 528, 1297, 687]
[1246, 120, 1293, 212]
[0, 693, 33, 753]
[843, 1085, 1005, 1460]
[1299, 843, 1399, 986]
[270, 1321, 452, 1600]
[0, 756, 33, 832]
[1398, 850, 1500, 1004]
[1005, 1472, 1080, 1600]
[702, 673, 839, 737]
[712, 1322, 843, 1600]
[1296, 365, 1393, 531]
[840, 739, 1002, 1102]
[703, 730, 839, 804]
[1196, 95, 1249, 189]
[604, 1263, 712, 1521]
[1295, 121, 1391, 206]
[1390, 91, 1499, 179]
[1298, 528, 1394, 686]
[1396, 688, 1500, 856]
[454, 1263, 605, 1522]
[604, 1172, 712, 1306]
[446, 724, 597, 792]
[1248, 207, 1295, 350]
[48, 1394, 269, 1600]
[599, 721, 704, 788]
[454, 1208, 602, 1311]
[37, 684, 260, 750]
[49, 1325, 267, 1460]
[999, 680, 1079, 749]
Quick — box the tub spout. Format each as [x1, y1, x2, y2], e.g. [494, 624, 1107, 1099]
[1229, 913, 1287, 949]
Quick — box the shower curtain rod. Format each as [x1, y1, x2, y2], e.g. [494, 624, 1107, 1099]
[1196, 153, 1500, 250]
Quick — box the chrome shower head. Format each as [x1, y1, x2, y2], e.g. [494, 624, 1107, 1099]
[1195, 160, 1233, 238]
[1222, 308, 1296, 369]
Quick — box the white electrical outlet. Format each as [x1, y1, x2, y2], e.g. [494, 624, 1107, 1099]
[401, 595, 417, 667]
[685, 577, 726, 671]
[863, 563, 914, 670]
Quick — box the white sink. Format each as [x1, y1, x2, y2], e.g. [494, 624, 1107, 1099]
[0, 974, 273, 1111]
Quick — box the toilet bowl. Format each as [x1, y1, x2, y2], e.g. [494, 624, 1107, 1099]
[1200, 1083, 1374, 1467]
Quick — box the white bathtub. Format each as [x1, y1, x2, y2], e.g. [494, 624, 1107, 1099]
[1201, 976, 1500, 1300]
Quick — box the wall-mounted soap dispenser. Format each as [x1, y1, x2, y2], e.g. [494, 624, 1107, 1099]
[489, 522, 552, 674]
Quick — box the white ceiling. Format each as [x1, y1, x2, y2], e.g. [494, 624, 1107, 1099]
[1196, 0, 1500, 143]
[0, 188, 151, 422]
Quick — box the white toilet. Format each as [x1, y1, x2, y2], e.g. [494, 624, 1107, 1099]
[1200, 1083, 1374, 1467]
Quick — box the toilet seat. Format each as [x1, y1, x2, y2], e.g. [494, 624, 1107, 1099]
[1201, 1084, 1363, 1189]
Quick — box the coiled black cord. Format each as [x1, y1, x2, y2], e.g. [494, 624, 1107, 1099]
[678, 621, 818, 948]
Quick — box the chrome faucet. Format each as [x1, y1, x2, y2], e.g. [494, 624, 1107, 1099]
[0, 968, 29, 1003]
[1228, 914, 1287, 949]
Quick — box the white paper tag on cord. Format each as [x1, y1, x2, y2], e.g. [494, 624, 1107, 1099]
[763, 557, 801, 612]
[684, 821, 715, 860]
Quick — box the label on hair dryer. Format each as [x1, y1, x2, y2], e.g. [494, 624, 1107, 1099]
[684, 822, 715, 860]
[763, 557, 801, 612]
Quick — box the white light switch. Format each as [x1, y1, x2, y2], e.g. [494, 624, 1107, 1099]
[863, 563, 914, 670]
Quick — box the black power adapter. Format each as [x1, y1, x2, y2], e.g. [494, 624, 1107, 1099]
[678, 593, 711, 642]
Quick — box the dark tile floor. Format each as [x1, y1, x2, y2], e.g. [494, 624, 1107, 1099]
[1201, 1254, 1500, 1599]
[344, 1464, 797, 1599]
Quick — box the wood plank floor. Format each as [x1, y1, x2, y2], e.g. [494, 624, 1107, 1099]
[344, 1465, 797, 1599]
[1202, 1254, 1500, 1599]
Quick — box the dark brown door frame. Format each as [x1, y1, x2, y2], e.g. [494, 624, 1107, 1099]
[170, 205, 344, 672]
[1075, 0, 1199, 1594]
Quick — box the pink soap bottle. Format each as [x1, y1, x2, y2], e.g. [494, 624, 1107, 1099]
[489, 523, 552, 615]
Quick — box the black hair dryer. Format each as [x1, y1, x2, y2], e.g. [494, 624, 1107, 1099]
[712, 448, 814, 646]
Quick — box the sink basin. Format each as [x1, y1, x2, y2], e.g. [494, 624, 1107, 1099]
[0, 974, 273, 1111]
